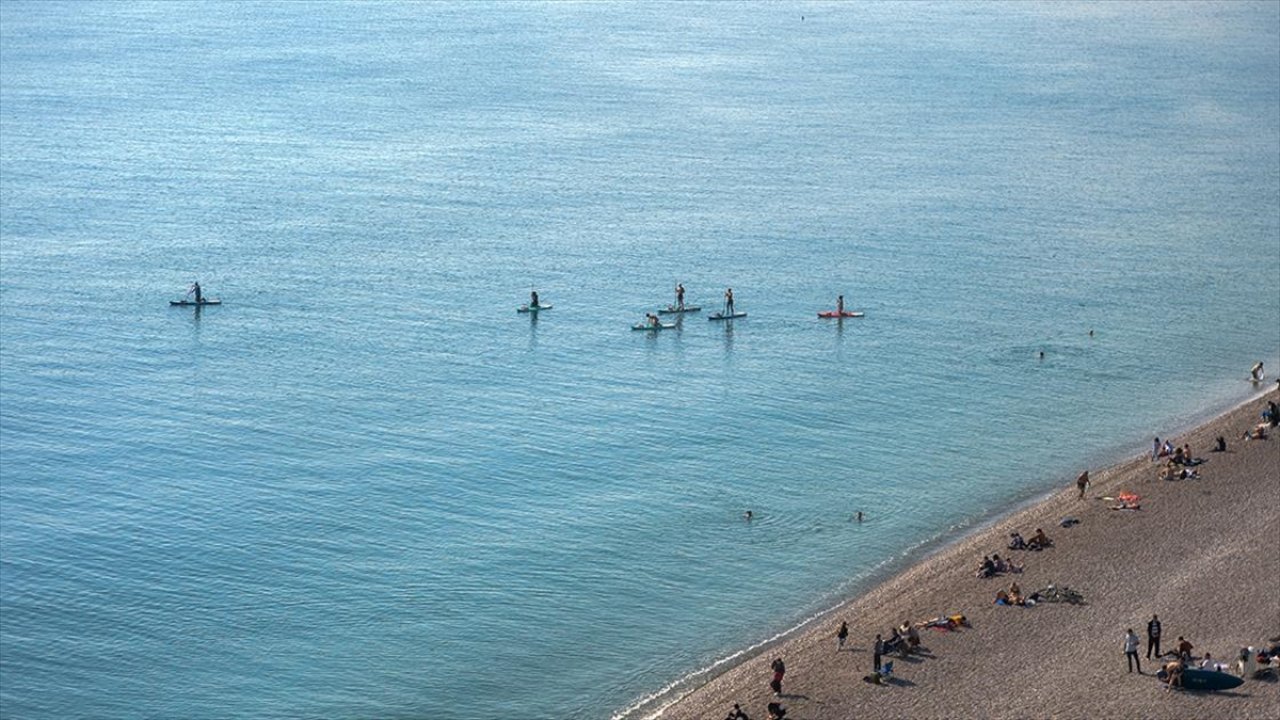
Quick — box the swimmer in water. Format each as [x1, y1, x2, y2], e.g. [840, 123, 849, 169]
[744, 510, 753, 521]
[1250, 361, 1264, 381]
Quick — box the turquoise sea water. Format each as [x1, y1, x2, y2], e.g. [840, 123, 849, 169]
[2, 2, 1277, 718]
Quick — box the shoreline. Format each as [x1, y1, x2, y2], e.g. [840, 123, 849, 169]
[621, 384, 1280, 720]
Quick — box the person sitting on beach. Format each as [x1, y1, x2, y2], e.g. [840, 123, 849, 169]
[766, 702, 786, 720]
[1008, 531, 1027, 550]
[724, 703, 750, 720]
[1160, 463, 1180, 482]
[1177, 636, 1194, 661]
[1009, 582, 1024, 605]
[1004, 556, 1023, 573]
[1162, 440, 1175, 457]
[977, 555, 996, 578]
[1028, 528, 1051, 550]
[901, 621, 921, 650]
[991, 554, 1007, 573]
[1214, 435, 1227, 452]
[1266, 400, 1280, 428]
[995, 589, 1010, 605]
[1171, 446, 1185, 465]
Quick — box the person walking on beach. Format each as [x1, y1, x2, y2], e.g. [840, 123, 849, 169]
[1146, 615, 1162, 659]
[1124, 629, 1142, 673]
[873, 633, 884, 672]
[837, 621, 848, 651]
[769, 657, 785, 696]
[1076, 470, 1090, 498]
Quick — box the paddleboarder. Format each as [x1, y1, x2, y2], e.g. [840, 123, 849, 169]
[676, 283, 685, 310]
[837, 295, 844, 315]
[530, 290, 539, 308]
[191, 281, 202, 304]
[724, 287, 735, 315]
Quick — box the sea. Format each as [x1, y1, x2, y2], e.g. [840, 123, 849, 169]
[1, 2, 1277, 718]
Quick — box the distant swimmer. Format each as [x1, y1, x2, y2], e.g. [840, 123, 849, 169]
[676, 283, 685, 310]
[1250, 361, 1264, 381]
[1089, 329, 1094, 337]
[854, 510, 864, 523]
[744, 510, 753, 521]
[724, 287, 735, 315]
[1039, 350, 1045, 360]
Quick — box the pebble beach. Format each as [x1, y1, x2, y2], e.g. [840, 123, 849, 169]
[656, 388, 1280, 720]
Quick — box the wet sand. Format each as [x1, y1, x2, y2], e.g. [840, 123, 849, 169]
[656, 389, 1280, 720]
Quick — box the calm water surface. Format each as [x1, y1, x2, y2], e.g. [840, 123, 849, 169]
[2, 2, 1277, 718]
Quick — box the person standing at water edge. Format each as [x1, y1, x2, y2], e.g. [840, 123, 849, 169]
[873, 633, 884, 672]
[1125, 629, 1141, 673]
[769, 657, 785, 696]
[1076, 470, 1090, 498]
[1250, 361, 1264, 380]
[1146, 614, 1162, 659]
[836, 620, 848, 650]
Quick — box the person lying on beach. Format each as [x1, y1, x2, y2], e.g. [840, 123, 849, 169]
[1243, 424, 1268, 440]
[1009, 582, 1023, 605]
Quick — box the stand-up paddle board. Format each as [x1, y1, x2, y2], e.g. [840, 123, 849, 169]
[818, 310, 864, 318]
[170, 299, 221, 306]
[632, 322, 677, 331]
[708, 311, 747, 321]
[517, 304, 552, 313]
[658, 305, 701, 314]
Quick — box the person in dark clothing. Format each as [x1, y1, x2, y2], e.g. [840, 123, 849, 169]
[769, 657, 785, 696]
[1147, 615, 1162, 659]
[873, 633, 884, 672]
[192, 282, 203, 304]
[724, 703, 749, 720]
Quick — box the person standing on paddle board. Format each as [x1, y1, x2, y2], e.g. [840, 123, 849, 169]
[676, 283, 685, 310]
[191, 282, 202, 304]
[837, 295, 844, 315]
[530, 290, 539, 308]
[724, 287, 734, 315]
